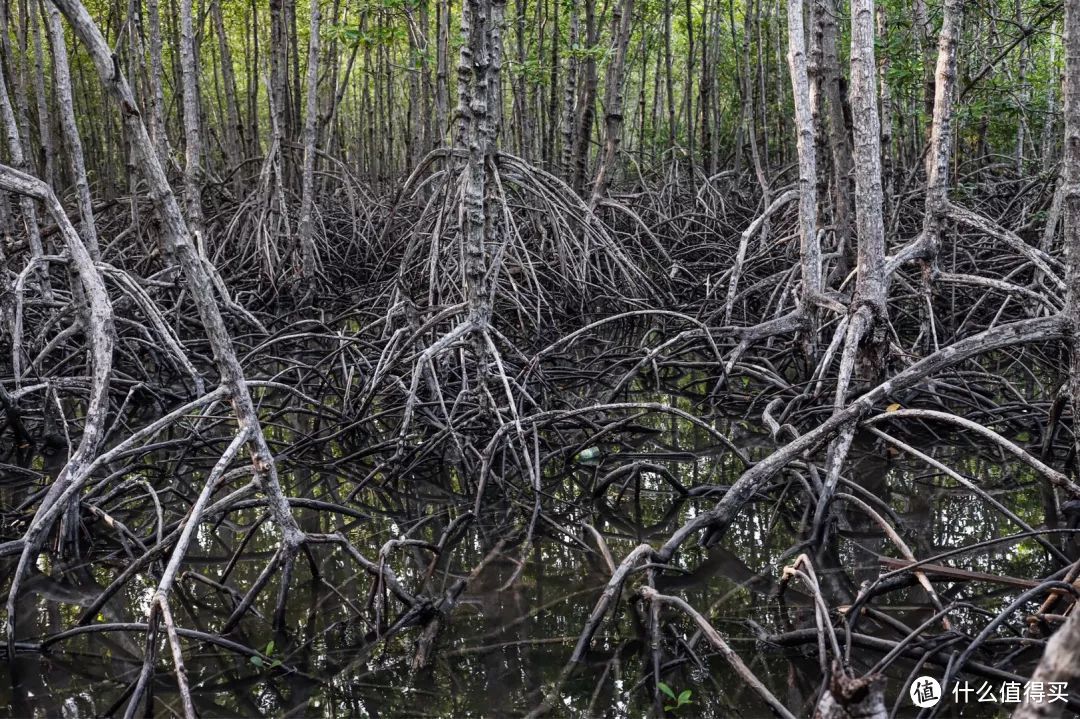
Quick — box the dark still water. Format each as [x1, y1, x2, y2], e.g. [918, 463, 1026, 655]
[0, 373, 1064, 718]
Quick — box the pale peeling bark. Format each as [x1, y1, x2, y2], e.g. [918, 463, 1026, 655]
[923, 0, 961, 257]
[849, 0, 886, 315]
[786, 0, 821, 309]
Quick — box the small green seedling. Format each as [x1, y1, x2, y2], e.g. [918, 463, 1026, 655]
[249, 640, 283, 670]
[657, 682, 692, 712]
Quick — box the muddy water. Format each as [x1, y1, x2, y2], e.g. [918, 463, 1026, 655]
[0, 378, 1061, 718]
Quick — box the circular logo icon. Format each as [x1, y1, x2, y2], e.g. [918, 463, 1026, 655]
[910, 676, 942, 708]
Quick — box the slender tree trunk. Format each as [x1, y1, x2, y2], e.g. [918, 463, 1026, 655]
[922, 0, 961, 259]
[489, 0, 505, 139]
[571, 0, 598, 193]
[817, 0, 854, 282]
[295, 0, 320, 282]
[838, 0, 888, 397]
[212, 0, 243, 176]
[1064, 0, 1080, 467]
[512, 0, 530, 159]
[560, 0, 578, 175]
[699, 0, 713, 173]
[591, 0, 634, 204]
[1015, 0, 1029, 173]
[247, 0, 261, 157]
[0, 53, 49, 304]
[877, 2, 893, 221]
[1042, 19, 1060, 166]
[406, 2, 422, 167]
[786, 0, 820, 319]
[683, 0, 695, 170]
[47, 1, 99, 260]
[458, 0, 497, 328]
[664, 0, 676, 149]
[543, 0, 559, 166]
[29, 2, 54, 187]
[419, 0, 433, 155]
[146, 0, 170, 163]
[270, 0, 291, 174]
[179, 0, 205, 238]
[912, 0, 935, 133]
[435, 0, 450, 148]
[286, 0, 301, 134]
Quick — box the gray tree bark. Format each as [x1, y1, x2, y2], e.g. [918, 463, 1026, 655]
[47, 1, 99, 260]
[180, 0, 205, 238]
[590, 0, 634, 204]
[296, 0, 321, 281]
[786, 0, 821, 316]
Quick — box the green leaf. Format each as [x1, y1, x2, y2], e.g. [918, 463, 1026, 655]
[657, 682, 676, 700]
[265, 640, 275, 655]
[249, 656, 264, 667]
[678, 689, 692, 705]
[664, 705, 675, 712]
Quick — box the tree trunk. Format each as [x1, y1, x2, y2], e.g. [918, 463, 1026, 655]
[435, 0, 450, 148]
[786, 0, 821, 319]
[922, 0, 961, 261]
[571, 0, 598, 194]
[837, 0, 888, 400]
[560, 0, 578, 176]
[270, 0, 291, 169]
[146, 0, 170, 164]
[296, 0, 320, 281]
[877, 2, 893, 221]
[0, 52, 49, 304]
[1042, 19, 1060, 166]
[212, 0, 244, 177]
[179, 0, 205, 237]
[29, 2, 54, 187]
[590, 0, 634, 204]
[47, 1, 99, 260]
[817, 0, 854, 282]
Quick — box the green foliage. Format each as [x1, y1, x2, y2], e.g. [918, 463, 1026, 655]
[658, 682, 692, 712]
[249, 640, 283, 670]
